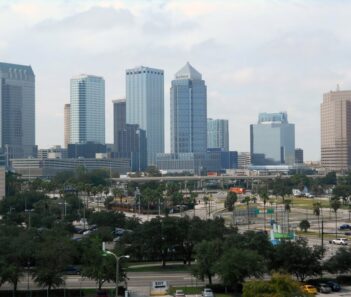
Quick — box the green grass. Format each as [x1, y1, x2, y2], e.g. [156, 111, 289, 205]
[126, 264, 191, 272]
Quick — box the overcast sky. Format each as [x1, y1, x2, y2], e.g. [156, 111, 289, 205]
[1, 0, 350, 161]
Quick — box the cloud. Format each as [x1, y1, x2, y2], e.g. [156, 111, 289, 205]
[2, 0, 351, 160]
[35, 6, 134, 32]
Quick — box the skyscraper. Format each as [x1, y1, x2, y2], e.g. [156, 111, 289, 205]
[113, 99, 126, 153]
[0, 62, 36, 161]
[321, 88, 351, 171]
[113, 99, 147, 171]
[126, 66, 164, 165]
[70, 75, 105, 144]
[207, 118, 229, 151]
[64, 104, 71, 148]
[170, 62, 207, 154]
[250, 112, 295, 165]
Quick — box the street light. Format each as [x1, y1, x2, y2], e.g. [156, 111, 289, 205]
[102, 242, 130, 297]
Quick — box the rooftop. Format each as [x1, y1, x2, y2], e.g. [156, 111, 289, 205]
[175, 62, 202, 80]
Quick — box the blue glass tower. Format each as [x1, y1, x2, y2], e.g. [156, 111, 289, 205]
[170, 62, 207, 153]
[250, 112, 295, 165]
[70, 75, 105, 144]
[126, 66, 164, 166]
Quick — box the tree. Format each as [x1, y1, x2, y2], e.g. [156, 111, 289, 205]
[330, 198, 341, 239]
[34, 231, 76, 295]
[0, 227, 35, 296]
[325, 247, 351, 274]
[313, 202, 321, 236]
[80, 237, 118, 290]
[284, 199, 292, 231]
[225, 192, 237, 212]
[243, 273, 305, 297]
[333, 185, 351, 205]
[192, 240, 222, 285]
[242, 196, 251, 229]
[299, 219, 310, 232]
[259, 191, 269, 231]
[269, 239, 324, 281]
[216, 247, 265, 290]
[146, 166, 162, 177]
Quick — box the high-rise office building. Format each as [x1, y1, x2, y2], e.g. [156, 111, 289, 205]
[64, 104, 71, 148]
[0, 62, 36, 162]
[207, 118, 229, 151]
[321, 88, 351, 171]
[70, 75, 105, 144]
[170, 62, 207, 154]
[295, 148, 304, 164]
[113, 99, 147, 171]
[238, 152, 251, 169]
[250, 112, 295, 165]
[126, 66, 164, 165]
[113, 99, 126, 153]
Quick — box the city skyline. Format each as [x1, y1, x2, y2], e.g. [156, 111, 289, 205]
[2, 0, 351, 160]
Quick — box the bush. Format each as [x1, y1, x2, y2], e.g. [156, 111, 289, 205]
[336, 275, 351, 285]
[207, 283, 243, 293]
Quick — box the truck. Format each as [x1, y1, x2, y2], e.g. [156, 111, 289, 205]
[229, 187, 246, 194]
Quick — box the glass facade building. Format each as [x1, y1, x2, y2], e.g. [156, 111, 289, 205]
[113, 99, 147, 171]
[70, 75, 105, 144]
[250, 112, 295, 165]
[0, 62, 36, 162]
[207, 118, 229, 151]
[171, 63, 207, 154]
[126, 66, 164, 166]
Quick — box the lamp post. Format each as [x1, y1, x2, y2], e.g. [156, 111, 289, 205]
[102, 243, 129, 297]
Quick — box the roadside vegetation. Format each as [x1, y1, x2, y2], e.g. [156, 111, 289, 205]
[1, 168, 351, 296]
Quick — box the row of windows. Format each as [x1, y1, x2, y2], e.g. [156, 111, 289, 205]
[126, 71, 163, 75]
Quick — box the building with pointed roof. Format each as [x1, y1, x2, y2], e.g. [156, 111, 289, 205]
[175, 62, 202, 80]
[170, 62, 207, 153]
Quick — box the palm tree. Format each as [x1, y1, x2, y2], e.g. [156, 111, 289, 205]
[242, 196, 251, 229]
[313, 202, 322, 237]
[203, 195, 209, 219]
[261, 192, 269, 231]
[284, 199, 291, 231]
[330, 198, 341, 239]
[112, 188, 124, 204]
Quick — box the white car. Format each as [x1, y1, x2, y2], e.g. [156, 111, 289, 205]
[331, 238, 348, 245]
[202, 288, 214, 297]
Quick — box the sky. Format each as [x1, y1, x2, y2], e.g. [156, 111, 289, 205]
[0, 0, 350, 161]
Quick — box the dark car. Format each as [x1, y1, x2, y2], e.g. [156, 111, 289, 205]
[326, 281, 341, 292]
[64, 265, 80, 275]
[345, 231, 351, 236]
[339, 224, 351, 230]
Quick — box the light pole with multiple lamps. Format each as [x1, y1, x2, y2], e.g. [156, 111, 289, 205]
[102, 242, 129, 297]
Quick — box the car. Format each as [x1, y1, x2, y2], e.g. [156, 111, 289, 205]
[317, 283, 332, 293]
[202, 288, 214, 297]
[344, 231, 351, 236]
[64, 265, 80, 275]
[301, 284, 317, 294]
[339, 224, 351, 230]
[174, 290, 185, 297]
[326, 281, 341, 292]
[330, 238, 348, 245]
